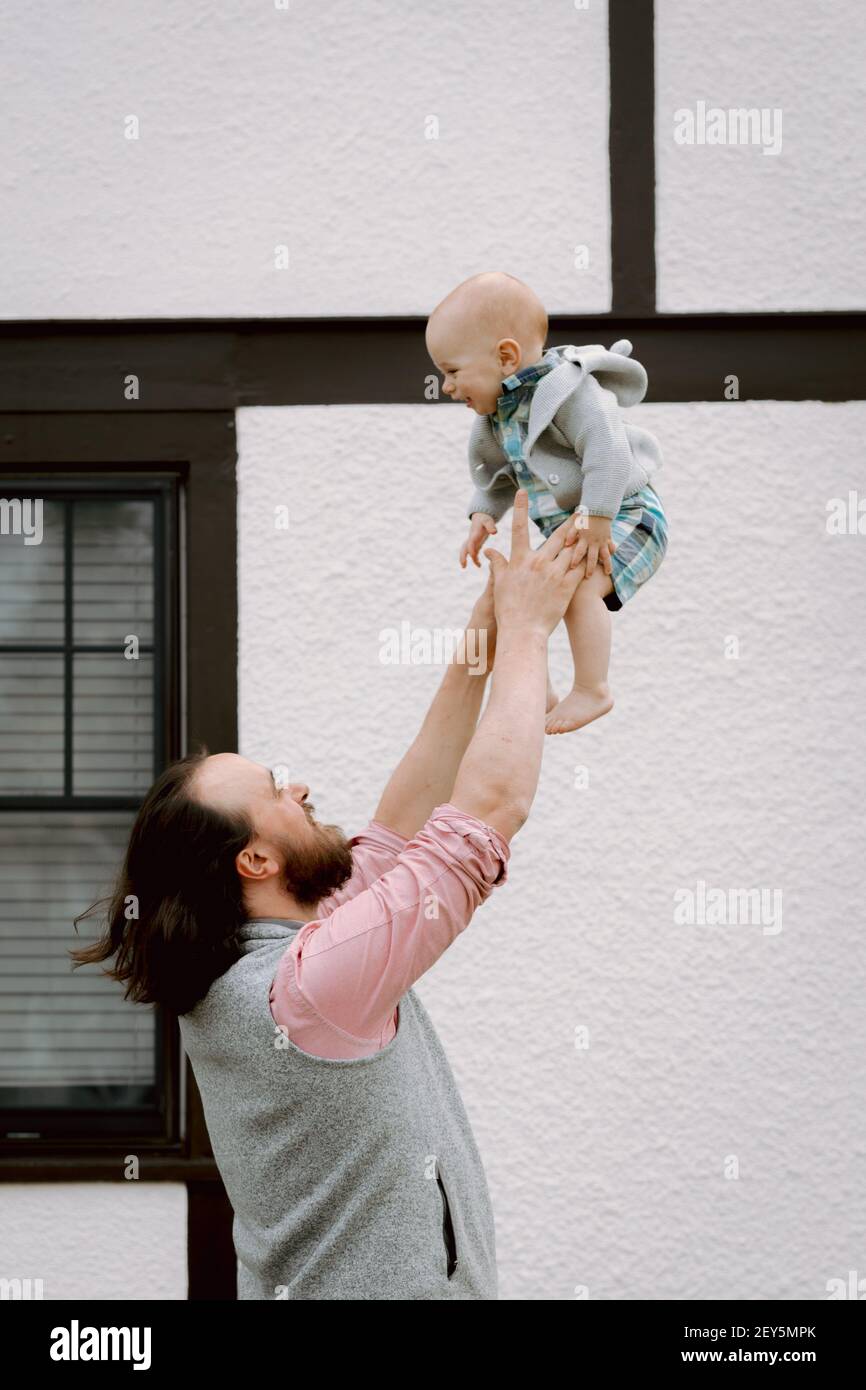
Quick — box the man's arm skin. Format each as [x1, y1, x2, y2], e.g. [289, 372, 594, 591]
[372, 569, 498, 841]
[449, 490, 587, 842]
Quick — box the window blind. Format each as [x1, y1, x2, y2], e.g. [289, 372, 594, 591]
[0, 812, 153, 1091]
[0, 492, 163, 1122]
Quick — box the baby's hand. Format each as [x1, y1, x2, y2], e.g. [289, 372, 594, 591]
[569, 511, 617, 578]
[460, 512, 497, 569]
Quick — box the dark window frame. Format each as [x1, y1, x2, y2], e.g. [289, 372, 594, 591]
[0, 414, 237, 1212]
[0, 474, 179, 1141]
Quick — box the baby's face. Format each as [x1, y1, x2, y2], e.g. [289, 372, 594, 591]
[427, 324, 521, 416]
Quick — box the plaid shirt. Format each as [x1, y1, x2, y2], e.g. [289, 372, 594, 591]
[489, 346, 574, 528]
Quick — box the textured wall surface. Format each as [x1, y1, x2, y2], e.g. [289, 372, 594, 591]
[656, 0, 865, 310]
[238, 394, 866, 1300]
[3, 0, 862, 1309]
[0, 1182, 187, 1299]
[0, 0, 610, 319]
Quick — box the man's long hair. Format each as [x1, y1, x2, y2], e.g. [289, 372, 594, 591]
[70, 750, 252, 1015]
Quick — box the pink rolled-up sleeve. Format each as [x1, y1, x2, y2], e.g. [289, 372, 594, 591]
[314, 818, 411, 917]
[269, 803, 510, 1060]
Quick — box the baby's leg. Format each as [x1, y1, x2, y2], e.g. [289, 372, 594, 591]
[545, 568, 615, 734]
[546, 648, 559, 713]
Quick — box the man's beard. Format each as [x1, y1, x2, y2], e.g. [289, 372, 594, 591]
[277, 804, 355, 908]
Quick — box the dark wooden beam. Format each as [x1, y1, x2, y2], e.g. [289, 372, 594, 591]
[0, 313, 863, 407]
[187, 1180, 238, 1301]
[610, 0, 656, 314]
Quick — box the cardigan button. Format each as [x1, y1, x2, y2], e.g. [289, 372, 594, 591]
[548, 473, 560, 484]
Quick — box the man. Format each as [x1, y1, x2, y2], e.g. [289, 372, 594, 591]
[73, 491, 587, 1299]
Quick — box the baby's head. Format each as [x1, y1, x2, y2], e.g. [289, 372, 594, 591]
[425, 271, 548, 416]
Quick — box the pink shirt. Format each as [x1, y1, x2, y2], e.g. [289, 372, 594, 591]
[268, 802, 511, 1060]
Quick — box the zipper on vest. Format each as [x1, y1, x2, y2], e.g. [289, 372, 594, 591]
[436, 1169, 458, 1279]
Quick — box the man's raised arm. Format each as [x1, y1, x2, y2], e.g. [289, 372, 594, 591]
[371, 569, 498, 841]
[270, 492, 588, 1058]
[449, 490, 586, 841]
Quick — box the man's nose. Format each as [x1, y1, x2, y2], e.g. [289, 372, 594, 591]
[291, 783, 309, 802]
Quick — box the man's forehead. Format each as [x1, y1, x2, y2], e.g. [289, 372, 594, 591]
[246, 758, 292, 791]
[195, 753, 269, 802]
[208, 752, 258, 775]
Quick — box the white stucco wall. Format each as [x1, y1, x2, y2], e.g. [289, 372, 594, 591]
[656, 0, 866, 310]
[0, 1183, 187, 1299]
[237, 396, 866, 1300]
[2, 0, 862, 1308]
[0, 0, 611, 319]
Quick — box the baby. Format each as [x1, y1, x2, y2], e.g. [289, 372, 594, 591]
[425, 271, 669, 734]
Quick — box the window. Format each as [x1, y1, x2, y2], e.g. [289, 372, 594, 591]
[0, 477, 179, 1143]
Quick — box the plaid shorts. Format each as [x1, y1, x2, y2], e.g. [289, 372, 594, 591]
[534, 482, 669, 611]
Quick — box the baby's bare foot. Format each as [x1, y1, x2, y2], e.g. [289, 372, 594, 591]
[546, 678, 560, 714]
[545, 683, 614, 734]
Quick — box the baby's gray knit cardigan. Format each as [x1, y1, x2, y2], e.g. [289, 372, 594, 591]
[467, 339, 664, 522]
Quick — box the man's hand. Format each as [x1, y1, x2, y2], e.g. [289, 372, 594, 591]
[568, 511, 617, 578]
[460, 512, 497, 569]
[482, 490, 588, 638]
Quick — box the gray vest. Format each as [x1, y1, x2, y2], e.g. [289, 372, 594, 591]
[178, 920, 498, 1300]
